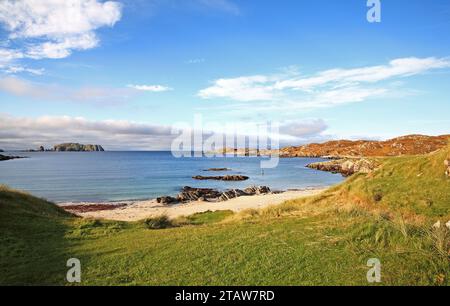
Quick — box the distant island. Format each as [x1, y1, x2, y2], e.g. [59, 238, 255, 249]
[21, 143, 105, 152]
[53, 143, 105, 152]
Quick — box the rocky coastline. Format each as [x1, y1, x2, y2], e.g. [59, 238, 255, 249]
[156, 185, 272, 205]
[306, 158, 377, 177]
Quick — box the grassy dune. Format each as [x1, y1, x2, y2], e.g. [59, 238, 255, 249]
[1, 145, 449, 285]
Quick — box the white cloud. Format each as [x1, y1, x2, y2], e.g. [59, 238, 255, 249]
[198, 57, 450, 110]
[0, 0, 122, 65]
[127, 84, 173, 92]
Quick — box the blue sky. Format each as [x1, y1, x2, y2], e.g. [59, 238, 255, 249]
[0, 0, 450, 150]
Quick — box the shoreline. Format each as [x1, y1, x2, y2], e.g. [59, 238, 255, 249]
[61, 187, 327, 221]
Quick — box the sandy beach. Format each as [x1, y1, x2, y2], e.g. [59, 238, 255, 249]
[63, 188, 326, 221]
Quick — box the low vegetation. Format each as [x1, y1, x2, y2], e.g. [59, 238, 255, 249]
[1, 144, 449, 285]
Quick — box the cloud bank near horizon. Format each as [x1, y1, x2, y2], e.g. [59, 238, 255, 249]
[0, 114, 330, 151]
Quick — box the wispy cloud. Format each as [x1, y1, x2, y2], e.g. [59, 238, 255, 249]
[2, 65, 45, 76]
[199, 75, 277, 101]
[198, 57, 450, 110]
[127, 84, 173, 92]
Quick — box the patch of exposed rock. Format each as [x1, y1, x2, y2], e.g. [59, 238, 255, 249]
[203, 168, 231, 172]
[445, 159, 450, 177]
[192, 175, 249, 181]
[307, 158, 377, 177]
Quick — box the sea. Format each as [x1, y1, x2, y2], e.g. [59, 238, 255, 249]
[0, 151, 343, 203]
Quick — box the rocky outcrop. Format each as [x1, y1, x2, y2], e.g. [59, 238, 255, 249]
[0, 154, 26, 161]
[53, 143, 105, 152]
[204, 168, 231, 172]
[192, 175, 249, 181]
[445, 159, 450, 177]
[307, 158, 377, 177]
[157, 185, 272, 205]
[176, 187, 222, 202]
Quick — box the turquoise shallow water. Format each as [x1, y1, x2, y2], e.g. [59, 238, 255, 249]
[0, 151, 343, 203]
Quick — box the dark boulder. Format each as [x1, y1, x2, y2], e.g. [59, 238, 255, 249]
[156, 196, 178, 205]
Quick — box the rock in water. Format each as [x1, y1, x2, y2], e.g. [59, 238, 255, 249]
[192, 175, 249, 181]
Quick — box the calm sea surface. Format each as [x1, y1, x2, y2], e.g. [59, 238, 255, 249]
[0, 152, 343, 203]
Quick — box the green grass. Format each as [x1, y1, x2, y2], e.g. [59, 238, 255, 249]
[328, 142, 450, 218]
[0, 145, 449, 286]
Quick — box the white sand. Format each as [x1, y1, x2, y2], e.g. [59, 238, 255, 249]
[70, 188, 325, 222]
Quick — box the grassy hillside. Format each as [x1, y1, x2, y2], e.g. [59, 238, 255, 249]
[0, 146, 449, 286]
[325, 142, 450, 218]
